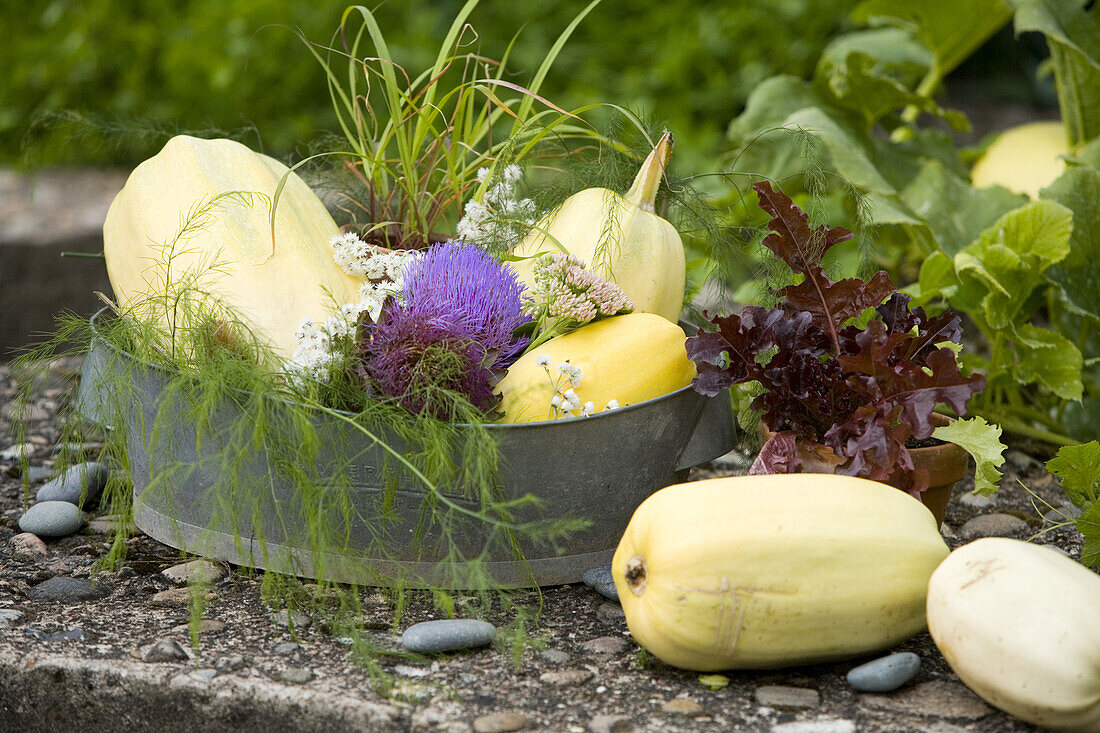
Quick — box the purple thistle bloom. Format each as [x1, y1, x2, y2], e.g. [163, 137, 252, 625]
[359, 242, 530, 415]
[401, 242, 530, 367]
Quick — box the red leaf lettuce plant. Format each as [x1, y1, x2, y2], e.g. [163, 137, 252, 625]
[687, 181, 1002, 495]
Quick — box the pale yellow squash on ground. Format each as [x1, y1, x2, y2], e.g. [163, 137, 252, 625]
[103, 135, 363, 363]
[971, 121, 1067, 199]
[495, 313, 694, 423]
[927, 538, 1100, 731]
[613, 474, 949, 671]
[508, 132, 686, 322]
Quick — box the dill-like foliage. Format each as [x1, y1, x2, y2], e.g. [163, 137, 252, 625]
[9, 194, 584, 678]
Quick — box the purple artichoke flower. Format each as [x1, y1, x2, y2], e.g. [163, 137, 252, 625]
[359, 241, 530, 416]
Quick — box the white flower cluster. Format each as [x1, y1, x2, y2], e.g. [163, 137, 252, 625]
[455, 165, 536, 248]
[330, 231, 416, 280]
[536, 355, 620, 420]
[288, 233, 420, 386]
[288, 315, 353, 385]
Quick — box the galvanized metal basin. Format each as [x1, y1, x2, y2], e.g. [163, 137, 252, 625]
[77, 316, 735, 588]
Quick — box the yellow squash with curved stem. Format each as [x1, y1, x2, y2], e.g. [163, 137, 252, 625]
[495, 313, 695, 423]
[613, 474, 949, 671]
[103, 135, 363, 363]
[508, 132, 686, 322]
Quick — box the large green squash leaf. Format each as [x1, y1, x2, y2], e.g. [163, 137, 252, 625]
[1010, 0, 1100, 147]
[854, 0, 1012, 78]
[956, 200, 1073, 329]
[1043, 164, 1100, 321]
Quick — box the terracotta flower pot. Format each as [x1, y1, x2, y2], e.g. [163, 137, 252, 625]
[759, 413, 967, 526]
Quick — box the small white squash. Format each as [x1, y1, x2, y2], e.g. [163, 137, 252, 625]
[927, 538, 1100, 731]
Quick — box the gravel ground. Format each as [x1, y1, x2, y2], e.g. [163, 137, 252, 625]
[0, 355, 1085, 732]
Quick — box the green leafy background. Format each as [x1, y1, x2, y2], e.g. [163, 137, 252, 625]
[4, 0, 856, 169]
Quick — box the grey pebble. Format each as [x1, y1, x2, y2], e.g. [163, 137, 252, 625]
[588, 714, 634, 733]
[771, 721, 857, 733]
[27, 576, 107, 603]
[847, 652, 921, 692]
[10, 533, 47, 561]
[162, 559, 225, 586]
[189, 668, 218, 683]
[959, 513, 1029, 540]
[18, 501, 83, 538]
[25, 466, 52, 483]
[116, 567, 137, 581]
[1004, 449, 1039, 471]
[401, 619, 496, 654]
[25, 626, 85, 642]
[144, 638, 189, 663]
[583, 563, 613, 587]
[755, 685, 820, 710]
[0, 443, 35, 461]
[595, 582, 619, 602]
[0, 609, 26, 628]
[86, 514, 133, 535]
[394, 664, 431, 678]
[36, 462, 108, 507]
[1044, 504, 1083, 525]
[580, 635, 628, 654]
[273, 642, 301, 656]
[539, 669, 593, 686]
[539, 649, 571, 665]
[473, 711, 529, 733]
[214, 654, 247, 674]
[582, 566, 621, 602]
[271, 609, 311, 631]
[277, 667, 314, 684]
[957, 491, 995, 510]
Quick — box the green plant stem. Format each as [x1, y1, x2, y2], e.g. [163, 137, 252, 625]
[1049, 40, 1093, 150]
[309, 402, 533, 531]
[900, 68, 942, 126]
[975, 408, 1079, 447]
[994, 401, 1063, 433]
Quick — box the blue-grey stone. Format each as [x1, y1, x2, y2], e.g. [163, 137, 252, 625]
[214, 654, 247, 674]
[36, 462, 108, 507]
[583, 563, 613, 588]
[277, 667, 315, 684]
[144, 638, 188, 663]
[539, 649, 571, 665]
[27, 576, 107, 603]
[271, 609, 311, 630]
[1045, 503, 1083, 525]
[401, 619, 496, 654]
[25, 466, 52, 483]
[847, 652, 921, 692]
[18, 501, 83, 538]
[595, 582, 619, 602]
[25, 626, 85, 642]
[0, 609, 25, 628]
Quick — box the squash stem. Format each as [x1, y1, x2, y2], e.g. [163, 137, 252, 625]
[625, 553, 647, 597]
[624, 131, 673, 212]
